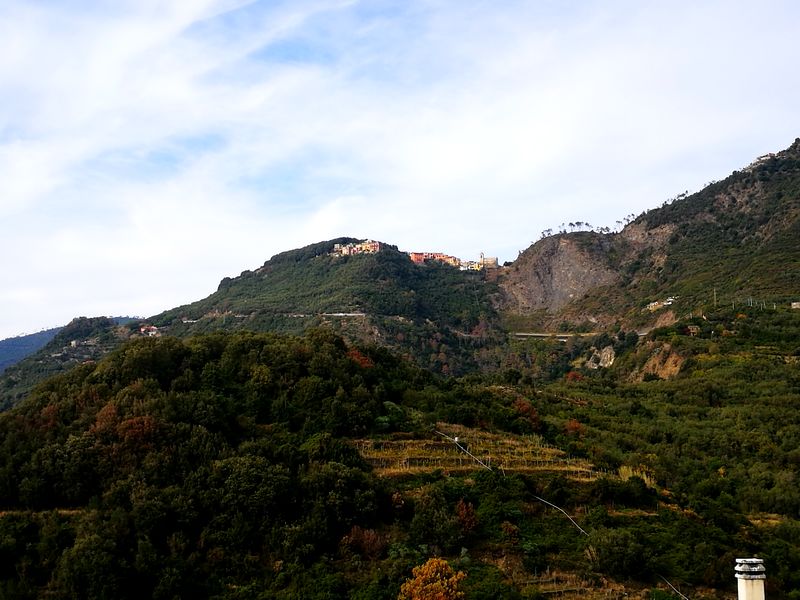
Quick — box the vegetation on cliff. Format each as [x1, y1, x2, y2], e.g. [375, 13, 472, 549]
[499, 138, 800, 331]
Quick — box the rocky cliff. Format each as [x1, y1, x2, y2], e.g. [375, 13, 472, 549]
[498, 233, 620, 314]
[497, 138, 800, 331]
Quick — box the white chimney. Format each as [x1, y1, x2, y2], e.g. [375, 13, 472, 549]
[736, 558, 765, 600]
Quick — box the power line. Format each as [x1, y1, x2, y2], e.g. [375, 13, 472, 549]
[434, 428, 690, 599]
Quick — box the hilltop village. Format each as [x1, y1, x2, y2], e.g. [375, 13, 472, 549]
[331, 239, 498, 271]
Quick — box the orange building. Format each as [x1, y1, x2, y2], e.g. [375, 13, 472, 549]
[408, 251, 460, 267]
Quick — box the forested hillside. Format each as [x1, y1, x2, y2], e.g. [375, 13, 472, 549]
[1, 316, 800, 598]
[0, 317, 133, 410]
[0, 241, 506, 411]
[152, 239, 504, 375]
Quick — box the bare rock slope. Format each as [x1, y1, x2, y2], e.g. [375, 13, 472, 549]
[497, 138, 800, 331]
[498, 233, 620, 314]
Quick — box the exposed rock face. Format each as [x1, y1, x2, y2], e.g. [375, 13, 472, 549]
[634, 342, 685, 381]
[651, 309, 678, 329]
[586, 345, 616, 370]
[618, 222, 675, 248]
[498, 234, 620, 313]
[496, 139, 800, 332]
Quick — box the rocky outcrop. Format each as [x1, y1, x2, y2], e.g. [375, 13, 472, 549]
[497, 233, 620, 314]
[496, 139, 800, 332]
[586, 345, 616, 369]
[633, 342, 685, 381]
[618, 221, 675, 248]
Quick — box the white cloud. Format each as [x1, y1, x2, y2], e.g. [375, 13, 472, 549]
[1, 0, 799, 338]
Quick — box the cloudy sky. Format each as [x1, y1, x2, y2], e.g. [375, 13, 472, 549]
[1, 0, 799, 339]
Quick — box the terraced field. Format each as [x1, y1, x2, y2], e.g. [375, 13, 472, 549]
[354, 423, 598, 480]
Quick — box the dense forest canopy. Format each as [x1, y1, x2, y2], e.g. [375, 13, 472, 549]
[1, 315, 799, 598]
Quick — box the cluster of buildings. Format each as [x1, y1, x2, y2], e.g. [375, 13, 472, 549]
[331, 240, 382, 256]
[331, 240, 498, 271]
[408, 251, 461, 267]
[411, 252, 499, 271]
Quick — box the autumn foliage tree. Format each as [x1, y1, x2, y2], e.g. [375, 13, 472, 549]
[455, 499, 477, 534]
[398, 557, 466, 600]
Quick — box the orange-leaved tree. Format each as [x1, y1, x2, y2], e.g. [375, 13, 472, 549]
[398, 557, 466, 600]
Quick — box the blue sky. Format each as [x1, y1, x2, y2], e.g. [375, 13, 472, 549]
[1, 0, 799, 339]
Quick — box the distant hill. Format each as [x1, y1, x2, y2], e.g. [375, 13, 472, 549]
[0, 317, 137, 409]
[0, 328, 61, 374]
[0, 244, 504, 409]
[150, 238, 504, 374]
[3, 139, 800, 408]
[498, 137, 800, 331]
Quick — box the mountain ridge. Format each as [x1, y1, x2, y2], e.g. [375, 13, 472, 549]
[1, 140, 800, 598]
[0, 328, 61, 374]
[3, 138, 799, 407]
[497, 137, 800, 331]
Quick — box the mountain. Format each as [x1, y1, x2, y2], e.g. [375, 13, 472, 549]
[498, 138, 800, 331]
[0, 241, 504, 409]
[0, 327, 61, 374]
[149, 238, 504, 374]
[3, 139, 800, 409]
[2, 142, 800, 598]
[0, 317, 136, 410]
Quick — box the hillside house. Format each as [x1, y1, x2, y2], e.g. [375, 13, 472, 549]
[646, 296, 677, 312]
[460, 261, 482, 271]
[646, 301, 662, 312]
[140, 325, 159, 337]
[792, 301, 800, 309]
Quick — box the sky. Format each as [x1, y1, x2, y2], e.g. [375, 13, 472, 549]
[1, 0, 799, 339]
